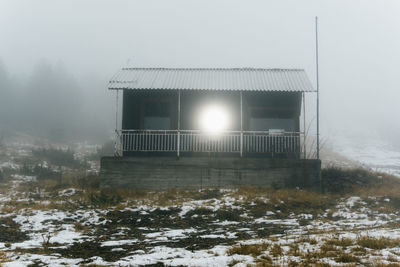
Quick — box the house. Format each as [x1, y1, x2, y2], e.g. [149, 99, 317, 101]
[100, 68, 321, 190]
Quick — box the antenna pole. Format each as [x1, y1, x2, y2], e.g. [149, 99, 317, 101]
[315, 16, 320, 160]
[315, 16, 322, 192]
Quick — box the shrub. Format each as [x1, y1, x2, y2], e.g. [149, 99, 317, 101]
[322, 167, 400, 194]
[0, 217, 28, 242]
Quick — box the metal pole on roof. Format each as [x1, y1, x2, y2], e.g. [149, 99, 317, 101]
[303, 92, 306, 159]
[315, 16, 322, 192]
[315, 16, 320, 160]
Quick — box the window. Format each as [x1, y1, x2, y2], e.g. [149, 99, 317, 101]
[250, 118, 294, 131]
[143, 101, 171, 130]
[249, 107, 295, 131]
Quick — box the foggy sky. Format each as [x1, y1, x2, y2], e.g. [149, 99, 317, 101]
[1, 0, 400, 144]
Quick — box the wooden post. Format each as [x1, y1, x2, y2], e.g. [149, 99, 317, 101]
[177, 90, 181, 157]
[240, 91, 243, 157]
[115, 90, 120, 157]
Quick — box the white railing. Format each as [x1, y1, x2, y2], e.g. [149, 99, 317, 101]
[116, 129, 305, 157]
[119, 130, 178, 153]
[243, 131, 300, 154]
[180, 131, 241, 153]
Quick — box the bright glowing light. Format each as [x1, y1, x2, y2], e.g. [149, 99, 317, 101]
[199, 105, 229, 134]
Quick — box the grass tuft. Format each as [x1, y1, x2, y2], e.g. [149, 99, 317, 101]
[227, 243, 269, 257]
[270, 243, 283, 257]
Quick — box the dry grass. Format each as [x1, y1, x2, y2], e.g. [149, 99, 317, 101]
[270, 243, 283, 258]
[288, 243, 300, 256]
[320, 242, 340, 257]
[233, 186, 337, 217]
[227, 243, 269, 257]
[335, 251, 360, 263]
[325, 237, 354, 247]
[234, 186, 275, 200]
[298, 236, 318, 245]
[1, 201, 65, 212]
[350, 245, 367, 256]
[357, 236, 400, 250]
[271, 189, 334, 214]
[377, 264, 400, 267]
[74, 221, 90, 233]
[0, 250, 8, 265]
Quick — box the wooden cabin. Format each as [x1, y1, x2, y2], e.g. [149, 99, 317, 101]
[101, 68, 321, 190]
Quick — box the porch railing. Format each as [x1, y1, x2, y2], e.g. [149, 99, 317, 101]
[115, 129, 304, 157]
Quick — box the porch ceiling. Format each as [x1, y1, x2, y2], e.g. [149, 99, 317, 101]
[109, 68, 315, 92]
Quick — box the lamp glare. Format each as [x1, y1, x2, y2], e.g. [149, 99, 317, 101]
[199, 106, 229, 134]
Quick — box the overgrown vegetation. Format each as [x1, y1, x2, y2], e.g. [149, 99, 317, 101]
[31, 147, 87, 169]
[322, 166, 400, 194]
[20, 163, 61, 180]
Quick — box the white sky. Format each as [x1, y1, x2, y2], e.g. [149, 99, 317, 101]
[1, 0, 400, 140]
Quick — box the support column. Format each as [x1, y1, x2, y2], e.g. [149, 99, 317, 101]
[114, 90, 121, 157]
[240, 91, 243, 157]
[177, 90, 181, 157]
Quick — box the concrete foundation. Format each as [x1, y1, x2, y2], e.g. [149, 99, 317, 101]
[100, 156, 321, 190]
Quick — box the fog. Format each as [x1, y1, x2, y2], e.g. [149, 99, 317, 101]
[1, 0, 400, 145]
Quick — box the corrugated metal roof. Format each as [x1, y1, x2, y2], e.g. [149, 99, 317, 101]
[108, 68, 315, 92]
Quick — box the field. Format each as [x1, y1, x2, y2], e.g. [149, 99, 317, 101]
[1, 134, 400, 266]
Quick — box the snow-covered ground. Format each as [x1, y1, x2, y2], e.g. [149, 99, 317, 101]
[326, 134, 400, 177]
[1, 174, 400, 266]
